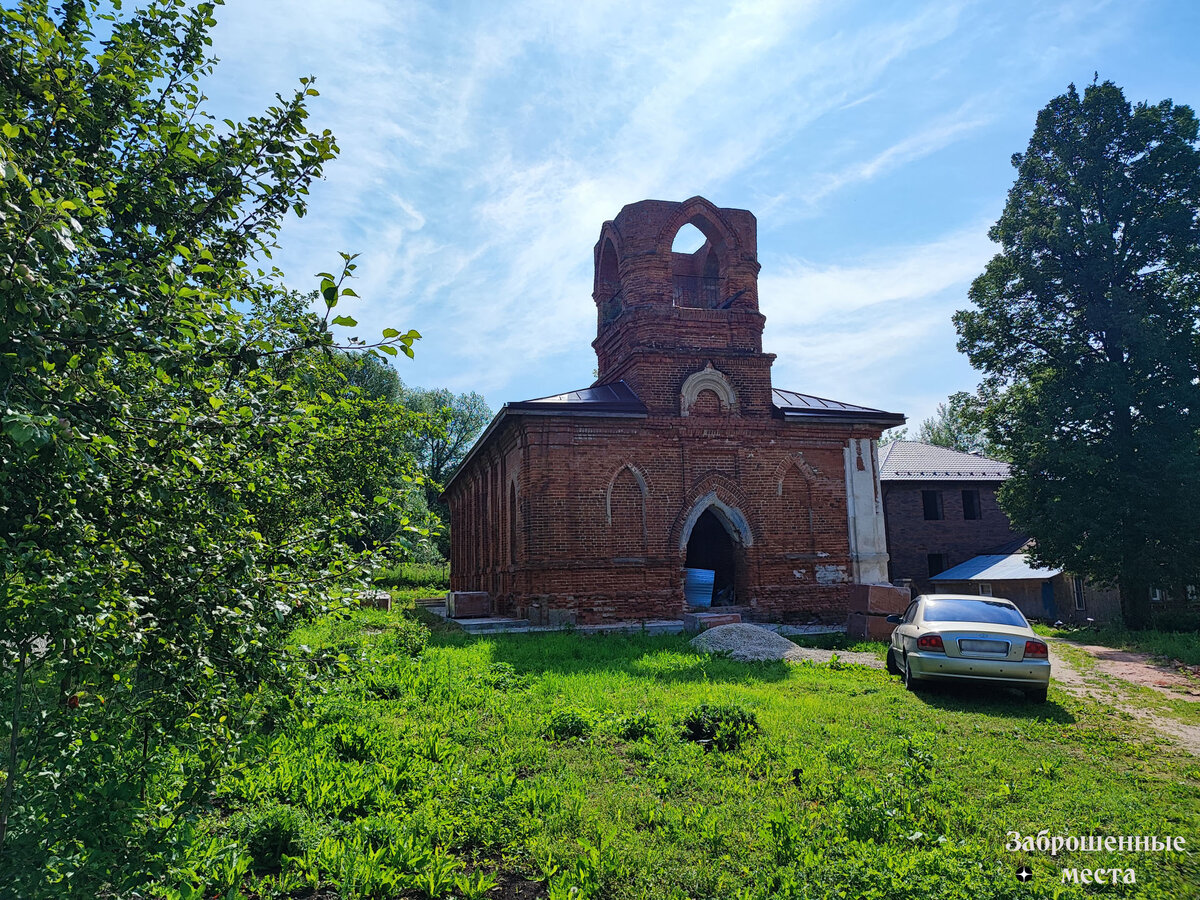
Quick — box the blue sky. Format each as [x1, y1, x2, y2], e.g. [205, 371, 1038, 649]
[204, 0, 1200, 428]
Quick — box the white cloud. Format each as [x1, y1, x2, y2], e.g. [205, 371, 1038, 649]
[760, 225, 996, 327]
[801, 111, 995, 209]
[761, 226, 997, 419]
[198, 0, 1143, 408]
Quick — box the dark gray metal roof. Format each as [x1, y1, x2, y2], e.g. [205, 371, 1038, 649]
[772, 389, 905, 426]
[442, 381, 646, 495]
[506, 380, 648, 416]
[878, 440, 1010, 481]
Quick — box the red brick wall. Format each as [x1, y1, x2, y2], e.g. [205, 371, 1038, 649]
[447, 411, 882, 625]
[882, 480, 1022, 596]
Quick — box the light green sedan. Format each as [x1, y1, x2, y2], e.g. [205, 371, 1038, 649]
[885, 594, 1051, 702]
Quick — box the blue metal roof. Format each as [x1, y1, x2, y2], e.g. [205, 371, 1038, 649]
[931, 554, 1062, 582]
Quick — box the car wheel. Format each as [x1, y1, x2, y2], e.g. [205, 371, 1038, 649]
[886, 647, 901, 676]
[902, 655, 920, 692]
[1025, 686, 1048, 703]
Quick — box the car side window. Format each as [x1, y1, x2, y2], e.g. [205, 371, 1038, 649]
[901, 601, 918, 624]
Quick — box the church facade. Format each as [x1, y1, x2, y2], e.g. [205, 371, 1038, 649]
[443, 197, 904, 625]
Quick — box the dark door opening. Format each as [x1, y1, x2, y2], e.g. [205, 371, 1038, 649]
[685, 509, 738, 605]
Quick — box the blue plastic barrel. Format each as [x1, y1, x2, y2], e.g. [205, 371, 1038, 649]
[684, 568, 715, 608]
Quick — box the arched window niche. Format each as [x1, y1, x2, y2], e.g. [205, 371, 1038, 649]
[680, 365, 737, 417]
[597, 236, 621, 324]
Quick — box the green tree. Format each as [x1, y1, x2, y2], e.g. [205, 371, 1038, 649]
[0, 1, 419, 892]
[955, 80, 1200, 630]
[914, 391, 1002, 458]
[400, 385, 493, 490]
[398, 384, 492, 556]
[310, 352, 442, 551]
[327, 348, 405, 403]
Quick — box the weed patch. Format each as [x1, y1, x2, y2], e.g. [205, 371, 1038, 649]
[544, 706, 596, 741]
[678, 701, 759, 751]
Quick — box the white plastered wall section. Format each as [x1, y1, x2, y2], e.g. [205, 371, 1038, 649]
[843, 438, 890, 584]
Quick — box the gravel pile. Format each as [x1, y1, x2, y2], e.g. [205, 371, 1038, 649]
[689, 623, 806, 662]
[690, 623, 885, 668]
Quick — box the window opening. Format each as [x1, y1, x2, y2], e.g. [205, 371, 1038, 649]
[671, 223, 707, 253]
[922, 490, 943, 521]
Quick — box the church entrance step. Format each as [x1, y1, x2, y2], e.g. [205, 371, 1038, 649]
[683, 611, 743, 632]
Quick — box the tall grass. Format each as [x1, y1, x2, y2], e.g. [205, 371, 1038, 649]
[374, 560, 449, 591]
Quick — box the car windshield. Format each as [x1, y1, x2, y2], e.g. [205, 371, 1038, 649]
[922, 598, 1028, 627]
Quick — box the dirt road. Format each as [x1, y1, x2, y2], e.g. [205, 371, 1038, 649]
[1049, 639, 1200, 755]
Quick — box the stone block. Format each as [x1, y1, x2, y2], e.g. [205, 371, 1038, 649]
[847, 611, 898, 641]
[547, 608, 578, 627]
[359, 590, 392, 611]
[848, 583, 910, 616]
[448, 591, 492, 619]
[683, 611, 742, 632]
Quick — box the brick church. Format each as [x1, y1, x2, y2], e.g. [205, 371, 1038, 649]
[443, 197, 905, 625]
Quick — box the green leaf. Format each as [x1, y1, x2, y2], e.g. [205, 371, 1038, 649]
[331, 315, 357, 327]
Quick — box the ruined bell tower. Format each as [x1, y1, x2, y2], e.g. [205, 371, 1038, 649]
[590, 197, 776, 418]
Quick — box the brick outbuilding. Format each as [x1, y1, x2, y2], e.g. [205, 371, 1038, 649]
[443, 197, 905, 625]
[877, 440, 1022, 596]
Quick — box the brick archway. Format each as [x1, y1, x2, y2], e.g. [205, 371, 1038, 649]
[678, 491, 753, 607]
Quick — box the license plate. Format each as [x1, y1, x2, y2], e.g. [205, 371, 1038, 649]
[959, 639, 1008, 654]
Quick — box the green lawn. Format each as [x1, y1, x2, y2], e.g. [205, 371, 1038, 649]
[176, 608, 1200, 899]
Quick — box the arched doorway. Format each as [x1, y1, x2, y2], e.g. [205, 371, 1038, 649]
[685, 508, 740, 606]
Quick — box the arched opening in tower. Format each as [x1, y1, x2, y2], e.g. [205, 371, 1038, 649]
[670, 220, 722, 309]
[685, 508, 739, 606]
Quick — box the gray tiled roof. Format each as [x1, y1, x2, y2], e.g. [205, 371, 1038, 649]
[772, 389, 905, 426]
[877, 440, 1010, 481]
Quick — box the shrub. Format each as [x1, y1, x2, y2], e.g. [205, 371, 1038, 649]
[377, 616, 431, 657]
[614, 712, 657, 742]
[679, 702, 759, 752]
[239, 803, 308, 873]
[330, 723, 377, 762]
[483, 661, 530, 691]
[544, 707, 595, 741]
